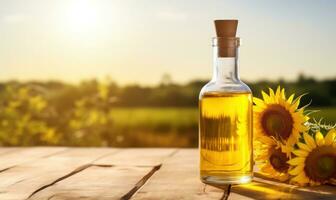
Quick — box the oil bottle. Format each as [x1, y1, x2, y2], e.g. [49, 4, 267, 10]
[199, 20, 253, 185]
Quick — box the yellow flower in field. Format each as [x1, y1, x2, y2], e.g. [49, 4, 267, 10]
[253, 86, 309, 153]
[255, 138, 290, 181]
[288, 129, 336, 186]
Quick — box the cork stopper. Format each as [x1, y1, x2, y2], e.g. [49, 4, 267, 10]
[214, 20, 238, 37]
[214, 20, 239, 57]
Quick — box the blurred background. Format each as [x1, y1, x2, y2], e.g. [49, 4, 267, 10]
[0, 0, 335, 147]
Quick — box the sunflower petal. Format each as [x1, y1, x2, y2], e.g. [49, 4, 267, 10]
[253, 106, 265, 112]
[269, 88, 275, 101]
[256, 153, 269, 160]
[292, 150, 309, 157]
[297, 142, 312, 152]
[261, 90, 271, 103]
[315, 131, 325, 146]
[253, 97, 266, 107]
[289, 164, 304, 175]
[281, 88, 286, 99]
[275, 86, 281, 98]
[287, 94, 295, 104]
[325, 129, 335, 146]
[281, 144, 293, 157]
[257, 136, 275, 145]
[303, 132, 316, 149]
[291, 171, 309, 184]
[291, 97, 301, 111]
[305, 116, 310, 121]
[287, 157, 305, 166]
[260, 164, 274, 174]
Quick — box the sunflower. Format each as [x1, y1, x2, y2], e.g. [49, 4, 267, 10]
[253, 86, 309, 153]
[255, 137, 290, 181]
[288, 129, 336, 186]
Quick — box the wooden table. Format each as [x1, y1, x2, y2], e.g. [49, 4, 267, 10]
[0, 148, 335, 200]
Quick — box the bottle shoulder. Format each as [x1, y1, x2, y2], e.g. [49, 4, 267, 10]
[199, 80, 252, 98]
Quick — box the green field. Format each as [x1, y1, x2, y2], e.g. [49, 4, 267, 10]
[108, 107, 336, 147]
[111, 108, 198, 128]
[308, 107, 336, 123]
[110, 107, 336, 125]
[109, 108, 199, 147]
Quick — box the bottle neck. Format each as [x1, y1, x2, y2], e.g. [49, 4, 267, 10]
[211, 37, 240, 83]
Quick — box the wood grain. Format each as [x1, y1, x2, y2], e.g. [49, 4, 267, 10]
[29, 148, 176, 200]
[132, 149, 226, 200]
[0, 148, 115, 200]
[0, 147, 67, 172]
[95, 148, 176, 166]
[29, 165, 156, 200]
[0, 148, 19, 157]
[0, 148, 334, 200]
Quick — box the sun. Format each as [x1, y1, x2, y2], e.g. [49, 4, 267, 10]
[65, 0, 98, 34]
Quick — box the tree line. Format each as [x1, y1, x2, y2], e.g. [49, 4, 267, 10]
[1, 74, 335, 109]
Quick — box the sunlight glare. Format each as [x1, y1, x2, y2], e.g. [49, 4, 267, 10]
[66, 0, 98, 34]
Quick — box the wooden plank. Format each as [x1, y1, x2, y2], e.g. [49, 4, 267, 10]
[0, 148, 334, 200]
[29, 165, 155, 200]
[0, 148, 116, 200]
[132, 149, 336, 200]
[133, 149, 225, 200]
[95, 148, 176, 166]
[230, 176, 336, 200]
[228, 193, 254, 200]
[0, 148, 19, 156]
[0, 147, 67, 171]
[28, 148, 176, 200]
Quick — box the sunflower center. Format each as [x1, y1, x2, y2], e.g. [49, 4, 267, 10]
[304, 146, 336, 182]
[261, 105, 293, 140]
[269, 148, 289, 172]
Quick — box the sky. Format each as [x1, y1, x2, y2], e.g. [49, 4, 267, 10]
[0, 0, 335, 85]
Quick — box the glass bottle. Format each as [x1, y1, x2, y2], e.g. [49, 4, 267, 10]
[199, 36, 253, 185]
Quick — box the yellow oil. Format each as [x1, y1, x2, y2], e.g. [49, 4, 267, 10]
[199, 92, 253, 184]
